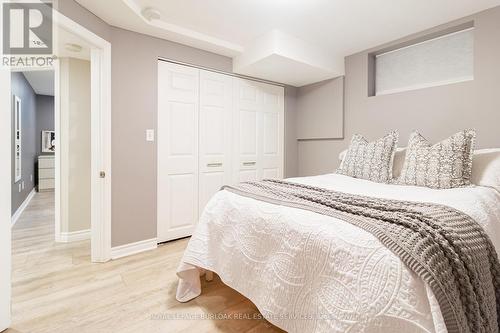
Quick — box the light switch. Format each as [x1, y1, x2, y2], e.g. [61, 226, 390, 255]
[22, 181, 25, 190]
[146, 129, 155, 142]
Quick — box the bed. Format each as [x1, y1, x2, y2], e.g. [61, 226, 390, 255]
[176, 173, 500, 333]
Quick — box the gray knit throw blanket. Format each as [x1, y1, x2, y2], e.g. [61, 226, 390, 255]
[222, 179, 500, 333]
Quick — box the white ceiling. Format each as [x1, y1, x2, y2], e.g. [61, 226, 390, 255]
[75, 0, 500, 86]
[23, 70, 55, 96]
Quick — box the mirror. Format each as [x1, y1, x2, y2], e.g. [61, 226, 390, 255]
[14, 95, 21, 183]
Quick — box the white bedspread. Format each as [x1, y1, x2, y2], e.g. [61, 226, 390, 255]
[176, 174, 500, 333]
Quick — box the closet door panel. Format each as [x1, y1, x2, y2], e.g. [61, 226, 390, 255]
[168, 174, 196, 229]
[167, 102, 197, 172]
[233, 79, 261, 183]
[158, 62, 199, 243]
[239, 169, 258, 182]
[262, 168, 279, 179]
[199, 70, 232, 213]
[263, 112, 278, 155]
[260, 85, 284, 180]
[199, 172, 224, 213]
[240, 110, 258, 155]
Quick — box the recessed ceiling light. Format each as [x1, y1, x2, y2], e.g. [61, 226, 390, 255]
[141, 7, 161, 21]
[65, 43, 82, 52]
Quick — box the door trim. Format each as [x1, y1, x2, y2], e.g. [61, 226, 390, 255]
[111, 238, 158, 260]
[0, 67, 12, 332]
[52, 11, 112, 262]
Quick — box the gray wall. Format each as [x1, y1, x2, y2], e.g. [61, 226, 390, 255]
[284, 86, 298, 178]
[34, 95, 54, 187]
[11, 73, 37, 215]
[296, 77, 344, 176]
[296, 5, 500, 176]
[297, 77, 344, 140]
[35, 95, 54, 157]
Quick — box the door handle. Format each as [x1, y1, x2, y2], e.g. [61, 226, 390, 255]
[242, 161, 256, 166]
[207, 162, 223, 167]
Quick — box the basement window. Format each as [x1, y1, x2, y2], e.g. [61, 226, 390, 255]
[373, 26, 474, 96]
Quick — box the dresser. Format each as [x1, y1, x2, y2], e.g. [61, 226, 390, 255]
[38, 155, 55, 192]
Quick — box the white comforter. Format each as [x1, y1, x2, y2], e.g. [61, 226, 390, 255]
[176, 174, 500, 333]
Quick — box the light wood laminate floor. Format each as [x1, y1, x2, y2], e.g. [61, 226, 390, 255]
[7, 192, 284, 333]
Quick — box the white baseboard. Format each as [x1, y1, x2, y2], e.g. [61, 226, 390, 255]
[111, 238, 157, 260]
[11, 188, 36, 228]
[58, 229, 91, 243]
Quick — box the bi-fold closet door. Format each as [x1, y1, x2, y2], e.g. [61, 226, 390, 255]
[198, 70, 233, 217]
[157, 61, 284, 243]
[233, 78, 284, 183]
[157, 62, 200, 243]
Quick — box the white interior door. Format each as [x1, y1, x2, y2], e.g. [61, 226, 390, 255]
[260, 84, 284, 179]
[198, 70, 233, 213]
[0, 69, 12, 331]
[233, 78, 284, 183]
[157, 62, 200, 243]
[233, 78, 260, 183]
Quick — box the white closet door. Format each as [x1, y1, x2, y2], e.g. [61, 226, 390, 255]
[157, 62, 199, 243]
[198, 70, 233, 214]
[260, 84, 284, 180]
[233, 78, 284, 183]
[233, 78, 261, 183]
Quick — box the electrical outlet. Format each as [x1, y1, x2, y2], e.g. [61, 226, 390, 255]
[18, 184, 21, 192]
[22, 181, 25, 190]
[146, 129, 155, 142]
[30, 174, 33, 182]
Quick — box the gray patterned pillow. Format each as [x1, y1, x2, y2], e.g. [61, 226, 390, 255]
[336, 131, 399, 183]
[397, 130, 476, 189]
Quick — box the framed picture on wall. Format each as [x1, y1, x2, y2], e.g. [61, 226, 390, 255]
[42, 130, 55, 153]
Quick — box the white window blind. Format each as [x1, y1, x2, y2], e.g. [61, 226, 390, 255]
[375, 28, 474, 95]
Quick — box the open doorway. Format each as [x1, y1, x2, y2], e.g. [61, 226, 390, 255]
[11, 24, 93, 235]
[9, 25, 94, 322]
[0, 5, 112, 331]
[10, 69, 55, 224]
[10, 68, 57, 260]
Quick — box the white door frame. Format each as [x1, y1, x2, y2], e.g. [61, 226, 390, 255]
[0, 67, 12, 332]
[52, 11, 112, 263]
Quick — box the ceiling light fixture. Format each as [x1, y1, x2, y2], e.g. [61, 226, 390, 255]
[141, 7, 161, 21]
[64, 43, 82, 53]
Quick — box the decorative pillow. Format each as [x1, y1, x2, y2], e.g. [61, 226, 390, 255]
[471, 148, 500, 192]
[336, 131, 399, 183]
[339, 147, 407, 178]
[397, 130, 476, 189]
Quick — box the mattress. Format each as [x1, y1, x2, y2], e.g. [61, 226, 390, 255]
[176, 174, 500, 333]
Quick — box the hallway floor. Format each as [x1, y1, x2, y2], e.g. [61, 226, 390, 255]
[7, 192, 283, 333]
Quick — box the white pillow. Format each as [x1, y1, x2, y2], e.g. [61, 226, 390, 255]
[339, 147, 500, 190]
[471, 148, 500, 191]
